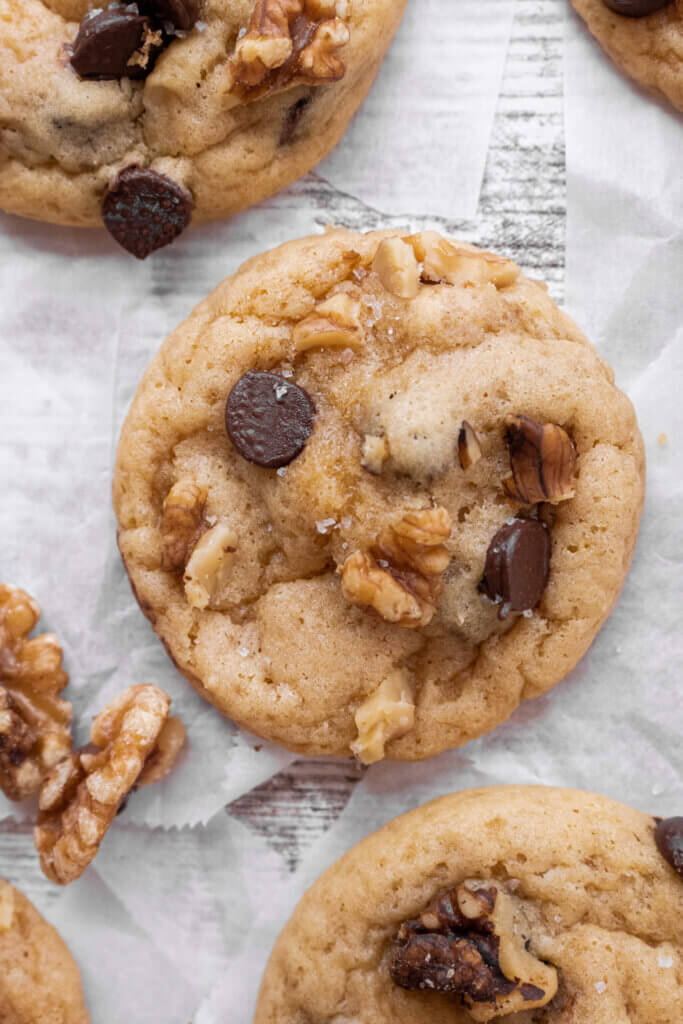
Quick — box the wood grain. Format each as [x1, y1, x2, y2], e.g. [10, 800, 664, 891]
[0, 0, 566, 899]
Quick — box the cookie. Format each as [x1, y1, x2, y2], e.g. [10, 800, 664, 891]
[0, 878, 90, 1023]
[571, 0, 683, 110]
[113, 228, 645, 763]
[255, 786, 683, 1023]
[0, 1, 406, 257]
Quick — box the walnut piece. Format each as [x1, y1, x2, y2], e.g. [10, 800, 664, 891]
[372, 237, 420, 299]
[361, 434, 389, 475]
[458, 421, 483, 471]
[503, 414, 577, 505]
[390, 883, 558, 1021]
[227, 0, 350, 103]
[340, 507, 452, 628]
[0, 585, 72, 802]
[406, 232, 521, 290]
[292, 288, 364, 352]
[35, 685, 185, 885]
[350, 669, 415, 764]
[160, 480, 207, 572]
[184, 523, 237, 610]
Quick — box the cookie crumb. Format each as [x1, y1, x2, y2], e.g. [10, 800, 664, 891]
[658, 432, 668, 447]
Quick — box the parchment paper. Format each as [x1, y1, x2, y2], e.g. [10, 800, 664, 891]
[1, 4, 682, 1023]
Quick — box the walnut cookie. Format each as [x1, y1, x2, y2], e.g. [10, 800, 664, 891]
[0, 0, 406, 257]
[570, 0, 683, 111]
[0, 878, 90, 1023]
[113, 228, 645, 763]
[255, 787, 683, 1024]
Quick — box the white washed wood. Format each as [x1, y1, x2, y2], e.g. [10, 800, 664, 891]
[0, 0, 565, 907]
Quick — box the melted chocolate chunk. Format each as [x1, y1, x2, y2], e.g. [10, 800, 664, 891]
[390, 932, 510, 1002]
[225, 371, 315, 469]
[102, 167, 193, 259]
[139, 0, 200, 30]
[70, 8, 151, 79]
[279, 94, 314, 145]
[602, 0, 673, 15]
[655, 817, 683, 877]
[480, 518, 551, 617]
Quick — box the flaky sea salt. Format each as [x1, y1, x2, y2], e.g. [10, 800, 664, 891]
[595, 981, 607, 995]
[658, 954, 673, 968]
[237, 647, 250, 658]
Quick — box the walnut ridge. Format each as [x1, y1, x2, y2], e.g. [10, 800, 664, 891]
[0, 585, 72, 802]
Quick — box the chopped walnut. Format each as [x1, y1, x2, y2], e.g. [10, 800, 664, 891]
[0, 585, 72, 802]
[458, 421, 483, 471]
[390, 883, 558, 1021]
[292, 288, 364, 352]
[361, 434, 389, 475]
[340, 507, 452, 628]
[184, 523, 237, 610]
[35, 685, 184, 885]
[227, 0, 350, 103]
[503, 415, 577, 506]
[160, 480, 207, 572]
[350, 669, 415, 764]
[372, 237, 420, 299]
[405, 232, 521, 290]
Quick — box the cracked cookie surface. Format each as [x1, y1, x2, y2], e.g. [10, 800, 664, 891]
[113, 228, 644, 761]
[0, 878, 90, 1023]
[0, 0, 405, 237]
[255, 786, 683, 1024]
[571, 0, 683, 110]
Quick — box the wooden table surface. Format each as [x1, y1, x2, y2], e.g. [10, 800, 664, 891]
[0, 0, 565, 907]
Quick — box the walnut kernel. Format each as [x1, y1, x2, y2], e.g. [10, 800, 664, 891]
[160, 480, 207, 571]
[340, 507, 452, 628]
[458, 421, 483, 470]
[184, 523, 237, 610]
[227, 0, 349, 103]
[406, 232, 521, 289]
[503, 414, 577, 505]
[372, 238, 420, 299]
[292, 289, 364, 352]
[350, 669, 415, 764]
[0, 585, 72, 802]
[35, 685, 184, 885]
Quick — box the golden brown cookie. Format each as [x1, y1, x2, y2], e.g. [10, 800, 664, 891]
[0, 878, 90, 1023]
[0, 0, 406, 256]
[255, 787, 683, 1023]
[114, 228, 645, 763]
[571, 0, 683, 110]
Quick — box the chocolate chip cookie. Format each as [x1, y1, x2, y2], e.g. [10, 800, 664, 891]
[571, 0, 683, 110]
[113, 229, 645, 762]
[255, 787, 683, 1023]
[0, 878, 90, 1022]
[0, 1, 405, 257]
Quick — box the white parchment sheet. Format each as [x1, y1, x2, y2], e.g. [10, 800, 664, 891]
[2, 4, 682, 1023]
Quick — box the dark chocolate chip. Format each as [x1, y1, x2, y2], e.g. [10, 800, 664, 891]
[225, 371, 315, 469]
[279, 94, 313, 145]
[70, 9, 150, 80]
[480, 518, 551, 617]
[138, 0, 200, 30]
[102, 167, 193, 259]
[655, 817, 683, 877]
[601, 0, 673, 15]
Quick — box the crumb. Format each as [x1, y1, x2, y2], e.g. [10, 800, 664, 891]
[658, 433, 668, 447]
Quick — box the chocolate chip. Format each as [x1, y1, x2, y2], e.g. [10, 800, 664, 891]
[102, 167, 193, 259]
[655, 817, 683, 877]
[70, 9, 150, 79]
[480, 518, 551, 617]
[139, 0, 200, 30]
[602, 0, 673, 15]
[279, 94, 313, 145]
[225, 371, 315, 468]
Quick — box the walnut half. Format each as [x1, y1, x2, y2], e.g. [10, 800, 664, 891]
[35, 685, 185, 885]
[227, 0, 350, 104]
[340, 507, 452, 628]
[390, 883, 558, 1021]
[0, 585, 72, 802]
